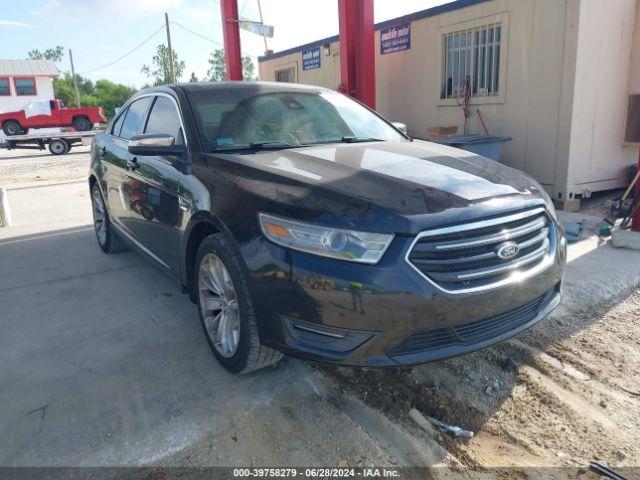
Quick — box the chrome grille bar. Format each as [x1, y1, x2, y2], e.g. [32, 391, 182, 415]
[426, 239, 549, 282]
[406, 207, 555, 294]
[433, 216, 547, 251]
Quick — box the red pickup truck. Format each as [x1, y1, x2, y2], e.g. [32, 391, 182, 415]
[0, 99, 106, 136]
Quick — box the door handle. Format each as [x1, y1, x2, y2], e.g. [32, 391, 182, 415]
[126, 158, 140, 171]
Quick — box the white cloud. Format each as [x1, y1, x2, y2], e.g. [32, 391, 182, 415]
[0, 20, 35, 28]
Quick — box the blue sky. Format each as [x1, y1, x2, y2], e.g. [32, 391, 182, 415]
[0, 0, 452, 88]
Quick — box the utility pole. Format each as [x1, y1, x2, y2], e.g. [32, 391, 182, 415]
[68, 49, 81, 107]
[165, 12, 176, 84]
[256, 0, 269, 55]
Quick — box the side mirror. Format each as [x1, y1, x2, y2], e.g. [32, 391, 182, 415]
[128, 133, 186, 156]
[392, 122, 408, 135]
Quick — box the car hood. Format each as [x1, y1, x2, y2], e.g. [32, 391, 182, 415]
[206, 140, 550, 234]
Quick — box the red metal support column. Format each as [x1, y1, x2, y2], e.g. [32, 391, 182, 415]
[337, 0, 376, 109]
[220, 0, 243, 81]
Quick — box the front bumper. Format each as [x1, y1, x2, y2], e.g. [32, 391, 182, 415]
[242, 224, 565, 367]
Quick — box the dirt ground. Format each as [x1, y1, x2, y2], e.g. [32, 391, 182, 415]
[322, 287, 640, 475]
[0, 145, 91, 185]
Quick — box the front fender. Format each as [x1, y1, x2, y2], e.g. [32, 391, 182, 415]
[180, 210, 247, 286]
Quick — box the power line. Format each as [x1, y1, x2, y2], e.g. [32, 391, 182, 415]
[170, 20, 224, 47]
[79, 25, 164, 75]
[170, 20, 262, 57]
[239, 0, 250, 16]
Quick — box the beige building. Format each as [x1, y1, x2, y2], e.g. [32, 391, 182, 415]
[258, 0, 640, 210]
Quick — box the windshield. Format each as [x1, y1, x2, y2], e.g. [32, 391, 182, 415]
[187, 86, 406, 151]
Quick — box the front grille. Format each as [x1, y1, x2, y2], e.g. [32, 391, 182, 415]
[407, 207, 554, 292]
[389, 288, 555, 356]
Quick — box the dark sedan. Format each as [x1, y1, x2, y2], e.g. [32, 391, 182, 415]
[89, 82, 566, 374]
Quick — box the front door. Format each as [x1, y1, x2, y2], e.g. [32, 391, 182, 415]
[118, 94, 184, 275]
[100, 96, 153, 233]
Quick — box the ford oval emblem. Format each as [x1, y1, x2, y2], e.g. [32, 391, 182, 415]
[497, 242, 520, 260]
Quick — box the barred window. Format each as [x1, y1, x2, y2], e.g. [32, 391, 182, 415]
[275, 67, 296, 83]
[441, 23, 502, 99]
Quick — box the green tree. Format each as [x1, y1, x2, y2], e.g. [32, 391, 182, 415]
[207, 49, 255, 81]
[90, 80, 137, 118]
[207, 49, 226, 81]
[242, 56, 255, 81]
[189, 72, 199, 83]
[28, 46, 64, 63]
[53, 73, 94, 106]
[141, 44, 185, 86]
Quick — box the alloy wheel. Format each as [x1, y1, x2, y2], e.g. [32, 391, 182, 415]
[198, 253, 240, 358]
[92, 187, 107, 246]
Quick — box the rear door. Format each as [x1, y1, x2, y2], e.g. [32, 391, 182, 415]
[99, 96, 153, 233]
[118, 94, 184, 274]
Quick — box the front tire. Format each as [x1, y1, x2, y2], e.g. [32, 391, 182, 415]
[73, 117, 92, 132]
[90, 183, 128, 254]
[3, 120, 22, 136]
[195, 234, 283, 374]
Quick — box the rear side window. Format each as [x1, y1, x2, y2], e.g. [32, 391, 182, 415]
[145, 96, 184, 145]
[0, 78, 10, 96]
[119, 97, 152, 140]
[111, 107, 128, 136]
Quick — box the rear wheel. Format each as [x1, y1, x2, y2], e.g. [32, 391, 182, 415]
[91, 183, 128, 254]
[195, 234, 283, 374]
[2, 120, 22, 136]
[49, 139, 69, 155]
[73, 116, 92, 131]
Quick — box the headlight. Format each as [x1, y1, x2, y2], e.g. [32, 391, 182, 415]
[259, 213, 394, 264]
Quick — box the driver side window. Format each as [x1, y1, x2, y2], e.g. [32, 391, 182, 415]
[145, 96, 184, 145]
[119, 97, 152, 140]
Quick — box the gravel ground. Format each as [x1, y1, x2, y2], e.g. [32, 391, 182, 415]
[0, 145, 91, 186]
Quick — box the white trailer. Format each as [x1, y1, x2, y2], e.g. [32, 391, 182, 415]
[0, 130, 100, 155]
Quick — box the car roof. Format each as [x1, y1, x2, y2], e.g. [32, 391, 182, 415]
[137, 81, 333, 97]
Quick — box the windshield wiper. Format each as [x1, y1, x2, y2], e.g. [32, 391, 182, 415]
[340, 136, 383, 143]
[249, 141, 299, 149]
[209, 141, 300, 153]
[300, 137, 384, 147]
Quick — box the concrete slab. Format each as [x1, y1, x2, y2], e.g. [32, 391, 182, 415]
[0, 181, 91, 239]
[555, 211, 640, 316]
[0, 181, 441, 468]
[612, 229, 640, 251]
